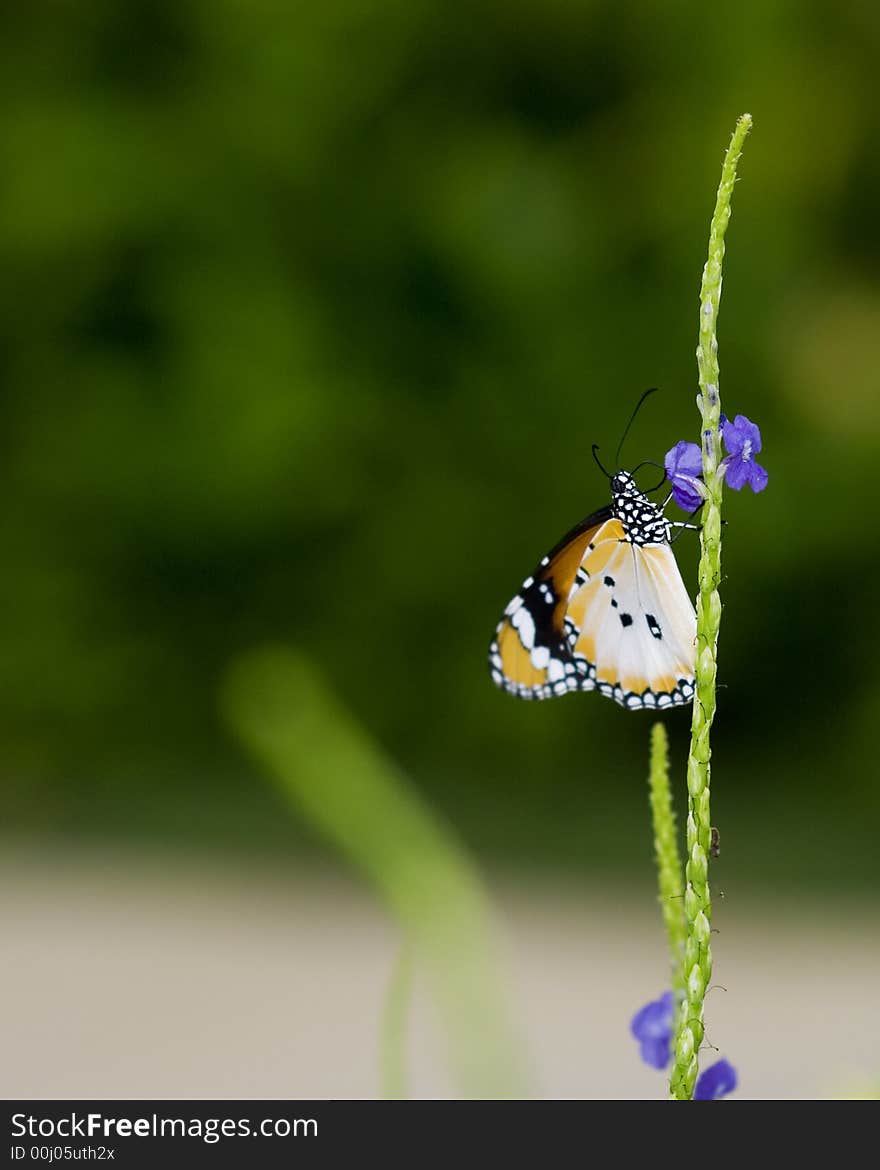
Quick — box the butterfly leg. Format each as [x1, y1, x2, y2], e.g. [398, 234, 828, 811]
[669, 524, 701, 544]
[669, 504, 704, 543]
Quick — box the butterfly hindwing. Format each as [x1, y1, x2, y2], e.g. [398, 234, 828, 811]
[566, 536, 696, 709]
[489, 505, 697, 709]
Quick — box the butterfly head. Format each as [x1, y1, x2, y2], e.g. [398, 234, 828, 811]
[610, 470, 639, 496]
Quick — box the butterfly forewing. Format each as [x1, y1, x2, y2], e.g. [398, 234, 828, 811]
[489, 509, 612, 701]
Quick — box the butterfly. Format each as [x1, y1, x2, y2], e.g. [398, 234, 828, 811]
[488, 468, 697, 710]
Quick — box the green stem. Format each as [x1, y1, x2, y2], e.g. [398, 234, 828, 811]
[647, 723, 686, 998]
[380, 940, 413, 1099]
[669, 113, 752, 1101]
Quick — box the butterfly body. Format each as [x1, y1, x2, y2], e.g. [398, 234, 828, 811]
[608, 470, 672, 545]
[489, 472, 696, 710]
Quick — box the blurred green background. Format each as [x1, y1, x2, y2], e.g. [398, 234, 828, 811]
[2, 0, 879, 894]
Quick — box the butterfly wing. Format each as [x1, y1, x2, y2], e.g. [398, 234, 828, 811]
[566, 537, 697, 709]
[489, 508, 613, 700]
[490, 514, 696, 708]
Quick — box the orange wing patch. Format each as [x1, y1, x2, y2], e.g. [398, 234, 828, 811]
[494, 622, 547, 691]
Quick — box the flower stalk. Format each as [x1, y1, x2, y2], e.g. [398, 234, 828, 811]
[669, 113, 752, 1100]
[647, 723, 686, 998]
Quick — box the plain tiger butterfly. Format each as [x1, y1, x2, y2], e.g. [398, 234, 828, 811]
[488, 417, 698, 710]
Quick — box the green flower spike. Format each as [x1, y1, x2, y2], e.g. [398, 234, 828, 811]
[669, 113, 752, 1101]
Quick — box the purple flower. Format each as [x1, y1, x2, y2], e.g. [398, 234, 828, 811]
[694, 1058, 738, 1100]
[664, 441, 705, 512]
[630, 991, 674, 1070]
[720, 414, 768, 493]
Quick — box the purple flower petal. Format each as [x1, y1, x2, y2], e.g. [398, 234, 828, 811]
[721, 416, 745, 457]
[722, 454, 751, 491]
[748, 461, 768, 493]
[639, 1034, 671, 1070]
[722, 413, 762, 458]
[664, 441, 705, 512]
[630, 991, 674, 1041]
[630, 992, 674, 1070]
[671, 477, 705, 512]
[734, 414, 762, 454]
[664, 440, 703, 480]
[694, 1059, 738, 1100]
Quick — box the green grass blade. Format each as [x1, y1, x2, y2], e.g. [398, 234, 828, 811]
[222, 646, 528, 1099]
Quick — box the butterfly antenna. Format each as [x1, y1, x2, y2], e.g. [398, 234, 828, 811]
[615, 387, 660, 468]
[630, 458, 667, 493]
[592, 443, 612, 479]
